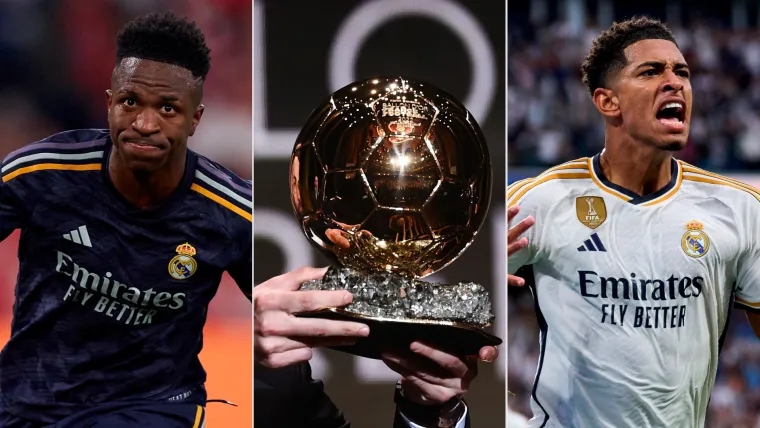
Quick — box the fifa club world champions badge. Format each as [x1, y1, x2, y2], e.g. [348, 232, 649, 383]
[576, 196, 607, 229]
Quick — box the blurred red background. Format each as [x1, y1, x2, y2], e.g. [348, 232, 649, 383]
[0, 0, 252, 426]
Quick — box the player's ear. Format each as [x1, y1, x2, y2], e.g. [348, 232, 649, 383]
[593, 87, 621, 119]
[105, 89, 113, 114]
[189, 104, 205, 137]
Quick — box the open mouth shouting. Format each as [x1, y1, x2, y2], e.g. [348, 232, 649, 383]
[656, 99, 686, 131]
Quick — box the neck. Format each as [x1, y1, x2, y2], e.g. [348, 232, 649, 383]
[108, 151, 186, 209]
[600, 133, 674, 197]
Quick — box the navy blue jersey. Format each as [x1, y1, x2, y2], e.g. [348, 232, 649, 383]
[0, 129, 251, 423]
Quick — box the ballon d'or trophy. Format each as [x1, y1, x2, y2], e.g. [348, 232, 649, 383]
[290, 77, 501, 359]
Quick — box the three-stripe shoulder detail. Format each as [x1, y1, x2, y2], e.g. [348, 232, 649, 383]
[508, 159, 591, 206]
[2, 138, 107, 183]
[680, 162, 760, 202]
[191, 158, 252, 222]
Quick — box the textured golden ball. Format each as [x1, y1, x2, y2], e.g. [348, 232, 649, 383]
[290, 77, 491, 279]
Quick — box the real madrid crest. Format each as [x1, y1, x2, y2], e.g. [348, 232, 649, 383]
[681, 220, 710, 258]
[575, 196, 607, 229]
[169, 242, 198, 280]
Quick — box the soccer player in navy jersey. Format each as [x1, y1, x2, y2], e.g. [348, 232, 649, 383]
[0, 12, 250, 428]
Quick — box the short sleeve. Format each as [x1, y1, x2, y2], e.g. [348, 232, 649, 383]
[0, 173, 25, 242]
[227, 222, 252, 301]
[507, 178, 543, 275]
[397, 405, 469, 428]
[735, 222, 760, 312]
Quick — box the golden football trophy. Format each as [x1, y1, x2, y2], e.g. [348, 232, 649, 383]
[290, 77, 500, 359]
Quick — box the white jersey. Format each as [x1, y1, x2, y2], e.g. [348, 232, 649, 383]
[508, 154, 760, 428]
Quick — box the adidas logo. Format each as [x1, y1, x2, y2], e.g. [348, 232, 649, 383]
[63, 225, 92, 248]
[577, 233, 606, 252]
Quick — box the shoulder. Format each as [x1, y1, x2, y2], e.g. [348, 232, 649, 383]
[508, 157, 593, 207]
[189, 151, 252, 226]
[678, 160, 760, 207]
[1, 129, 108, 185]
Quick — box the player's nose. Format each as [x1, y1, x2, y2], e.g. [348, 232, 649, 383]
[659, 70, 684, 93]
[132, 110, 161, 135]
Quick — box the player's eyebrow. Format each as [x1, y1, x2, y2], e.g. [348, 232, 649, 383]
[635, 61, 689, 70]
[118, 89, 140, 98]
[118, 89, 182, 103]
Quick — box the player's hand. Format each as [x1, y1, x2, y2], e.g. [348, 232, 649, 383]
[254, 266, 370, 368]
[381, 342, 498, 404]
[508, 205, 534, 287]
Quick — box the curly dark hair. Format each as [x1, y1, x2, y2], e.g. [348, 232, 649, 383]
[581, 16, 677, 96]
[115, 11, 211, 81]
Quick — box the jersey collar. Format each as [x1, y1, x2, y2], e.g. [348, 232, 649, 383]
[589, 153, 683, 206]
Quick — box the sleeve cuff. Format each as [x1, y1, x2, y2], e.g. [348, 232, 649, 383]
[398, 402, 468, 428]
[735, 297, 760, 314]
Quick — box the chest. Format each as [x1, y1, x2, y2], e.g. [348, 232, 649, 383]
[543, 195, 741, 279]
[23, 185, 232, 288]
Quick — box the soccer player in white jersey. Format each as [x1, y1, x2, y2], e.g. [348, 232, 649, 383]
[508, 16, 760, 428]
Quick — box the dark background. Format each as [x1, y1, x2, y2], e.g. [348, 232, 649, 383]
[253, 0, 506, 426]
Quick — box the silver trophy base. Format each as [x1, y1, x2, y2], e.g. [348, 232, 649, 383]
[297, 266, 502, 359]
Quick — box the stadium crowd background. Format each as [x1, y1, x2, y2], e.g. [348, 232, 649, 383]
[0, 0, 251, 426]
[509, 1, 760, 426]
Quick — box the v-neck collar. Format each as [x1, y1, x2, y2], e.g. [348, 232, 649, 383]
[589, 153, 683, 206]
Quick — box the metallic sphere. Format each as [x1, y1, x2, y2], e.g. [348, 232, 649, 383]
[290, 77, 491, 279]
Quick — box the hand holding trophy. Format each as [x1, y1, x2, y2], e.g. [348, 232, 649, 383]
[290, 77, 501, 359]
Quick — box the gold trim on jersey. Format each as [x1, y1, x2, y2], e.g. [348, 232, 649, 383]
[2, 163, 102, 183]
[641, 161, 684, 206]
[681, 163, 760, 202]
[507, 158, 590, 203]
[507, 177, 534, 200]
[681, 175, 760, 202]
[736, 297, 760, 309]
[586, 157, 632, 201]
[192, 405, 204, 428]
[508, 172, 592, 208]
[190, 183, 253, 222]
[586, 157, 684, 206]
